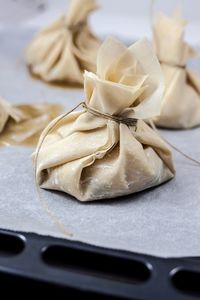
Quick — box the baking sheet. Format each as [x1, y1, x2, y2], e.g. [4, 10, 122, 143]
[0, 27, 200, 258]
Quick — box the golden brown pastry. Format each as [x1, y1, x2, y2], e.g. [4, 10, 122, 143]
[0, 97, 62, 147]
[153, 10, 200, 128]
[35, 38, 175, 202]
[26, 0, 101, 85]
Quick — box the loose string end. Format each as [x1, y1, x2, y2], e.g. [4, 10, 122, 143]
[34, 102, 85, 238]
[149, 119, 200, 167]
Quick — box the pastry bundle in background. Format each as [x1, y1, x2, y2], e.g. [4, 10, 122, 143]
[0, 97, 62, 147]
[26, 0, 101, 86]
[153, 10, 200, 129]
[35, 38, 175, 202]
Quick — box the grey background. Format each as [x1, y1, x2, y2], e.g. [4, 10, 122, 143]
[0, 0, 200, 45]
[1, 0, 200, 21]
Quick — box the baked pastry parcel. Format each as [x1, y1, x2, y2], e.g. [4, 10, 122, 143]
[153, 10, 200, 129]
[0, 97, 62, 147]
[35, 38, 175, 202]
[26, 0, 101, 86]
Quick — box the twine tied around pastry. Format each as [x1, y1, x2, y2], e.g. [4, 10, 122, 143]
[159, 60, 186, 69]
[66, 21, 86, 33]
[34, 101, 138, 238]
[82, 103, 138, 128]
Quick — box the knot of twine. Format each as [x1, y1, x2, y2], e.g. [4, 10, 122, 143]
[159, 60, 186, 69]
[82, 103, 138, 128]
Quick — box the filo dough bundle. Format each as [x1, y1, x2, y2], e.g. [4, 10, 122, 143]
[35, 38, 175, 202]
[26, 0, 101, 85]
[153, 11, 200, 129]
[0, 97, 62, 147]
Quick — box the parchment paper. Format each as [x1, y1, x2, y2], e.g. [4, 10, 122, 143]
[0, 27, 200, 258]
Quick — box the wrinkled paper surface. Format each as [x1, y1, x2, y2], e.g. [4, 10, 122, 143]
[0, 27, 200, 258]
